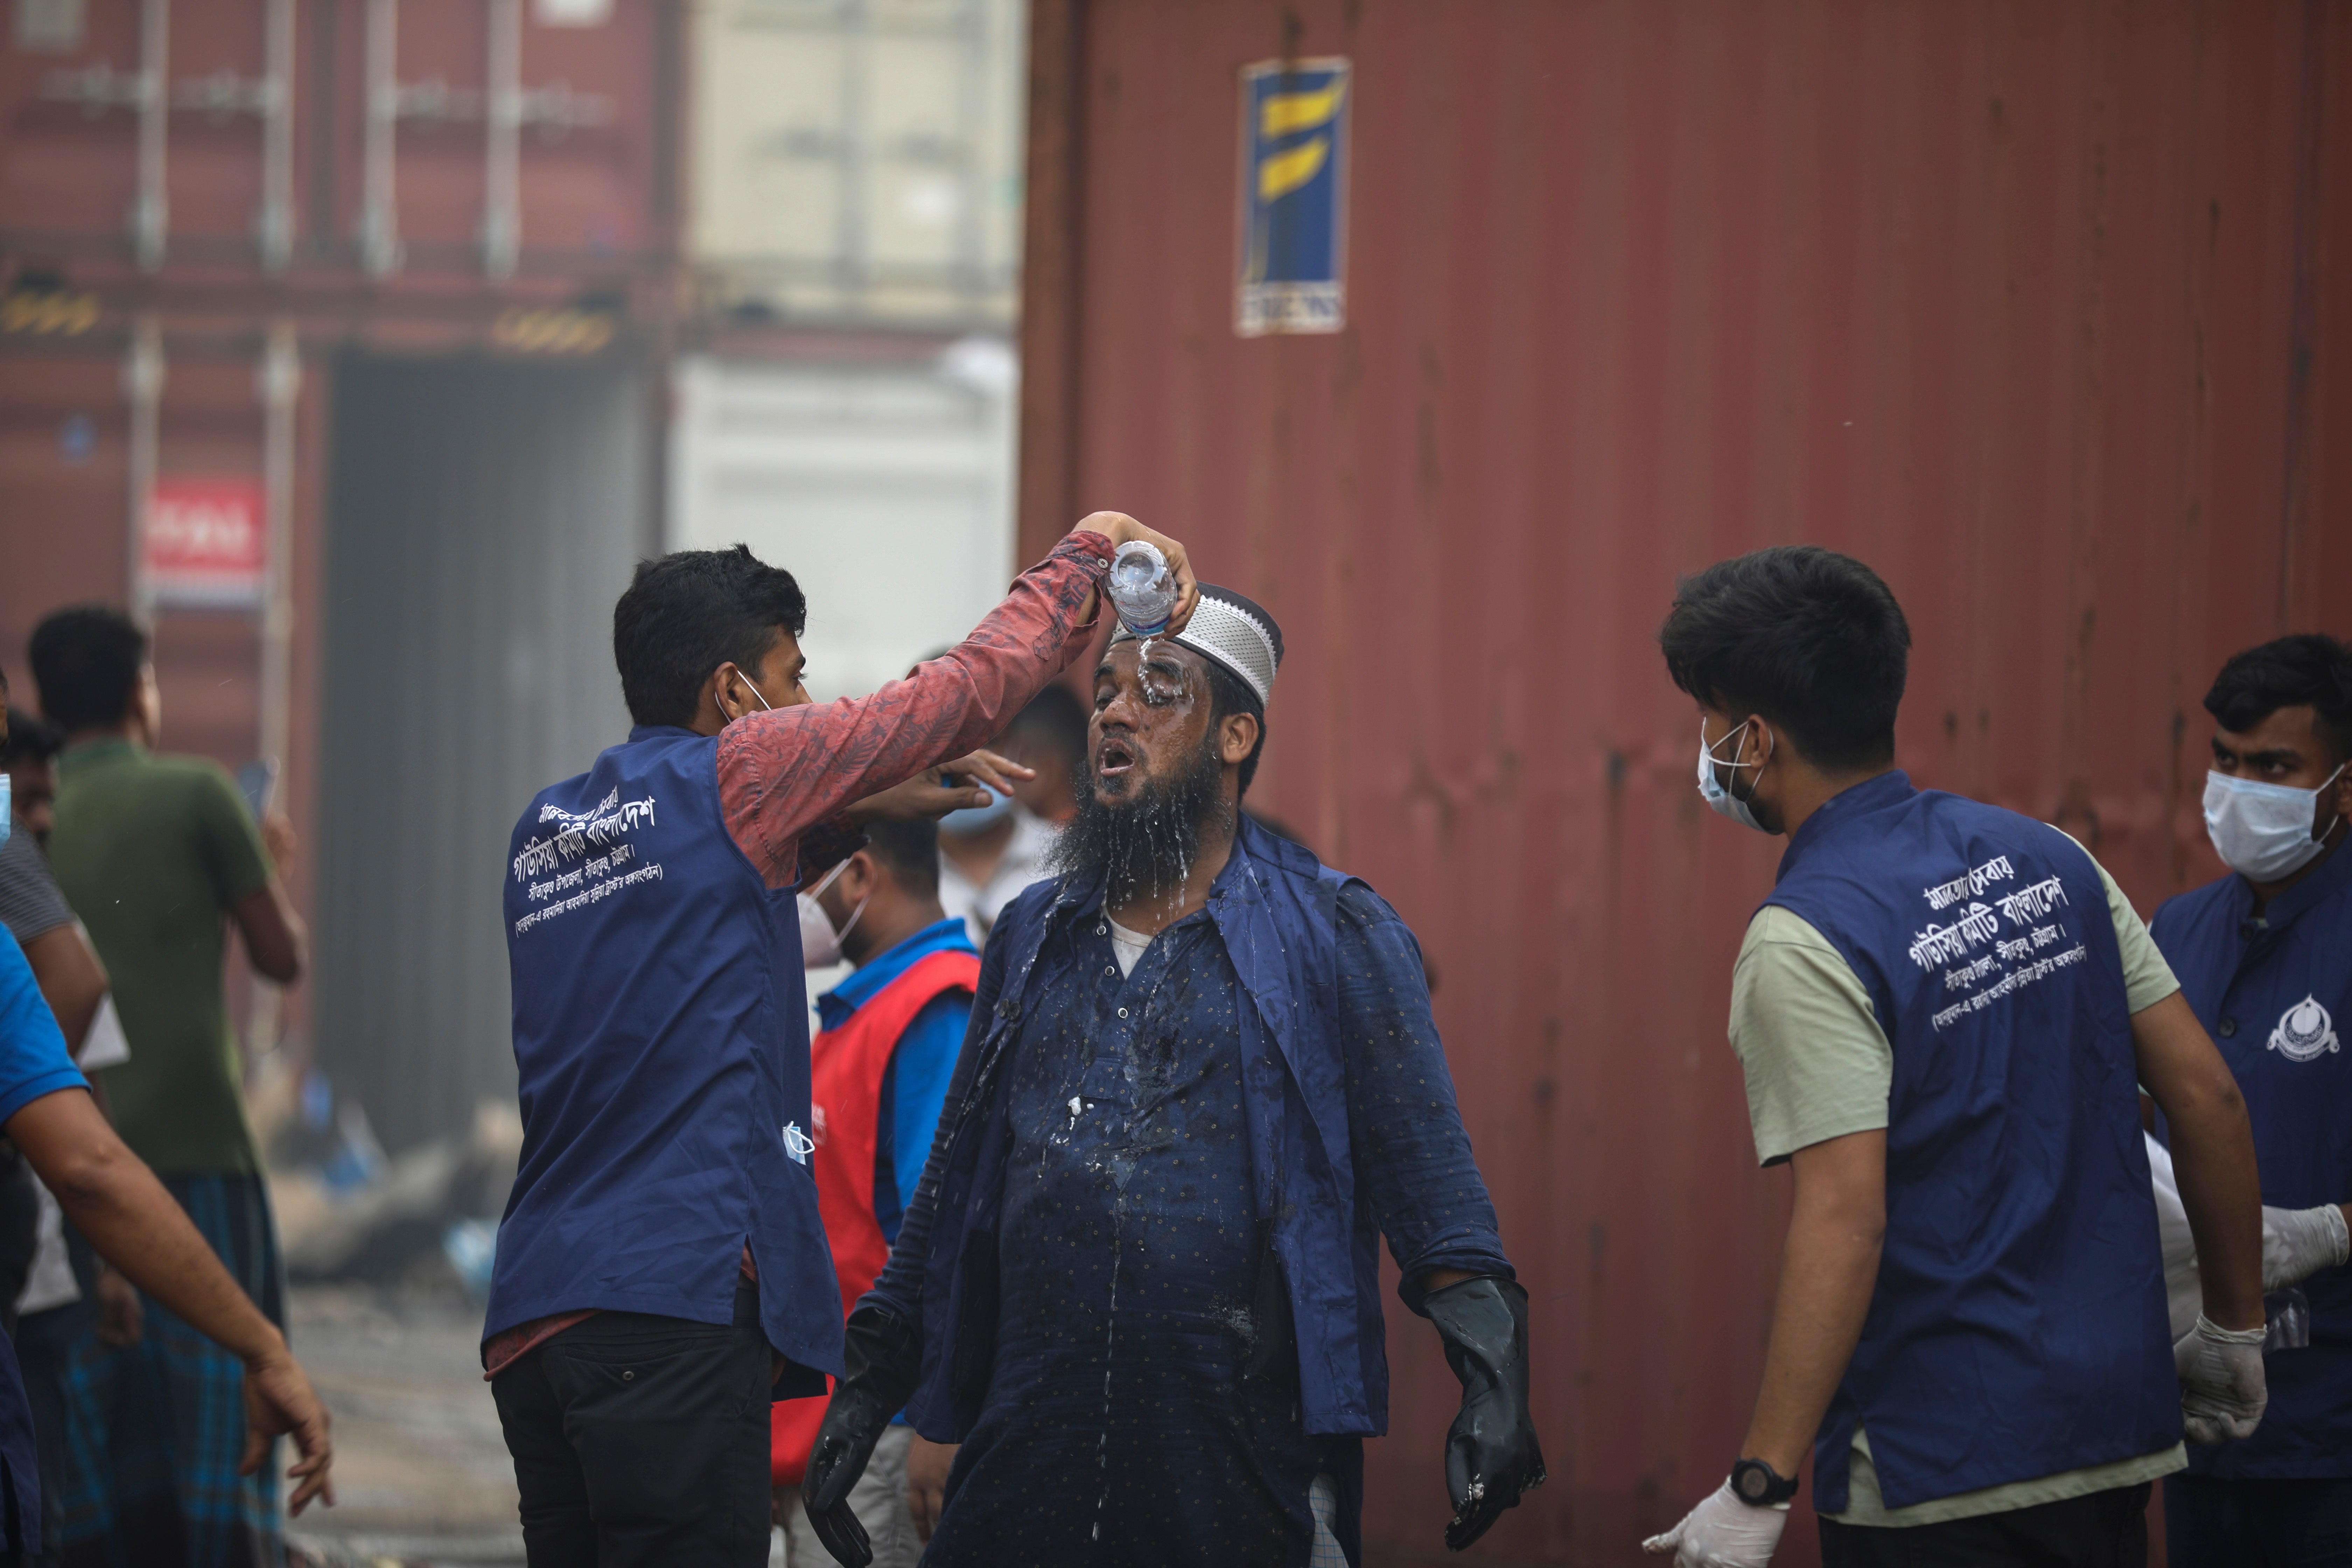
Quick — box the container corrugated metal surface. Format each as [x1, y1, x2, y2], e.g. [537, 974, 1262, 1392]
[1017, 2, 2352, 1563]
[686, 0, 1027, 328]
[5, 0, 678, 1144]
[314, 354, 648, 1152]
[2, 0, 677, 288]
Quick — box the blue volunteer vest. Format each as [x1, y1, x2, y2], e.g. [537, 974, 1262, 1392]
[899, 816, 1398, 1438]
[2151, 840, 2352, 1479]
[487, 725, 838, 1387]
[1763, 772, 2180, 1512]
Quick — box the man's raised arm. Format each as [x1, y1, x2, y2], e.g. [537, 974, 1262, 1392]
[721, 515, 1194, 880]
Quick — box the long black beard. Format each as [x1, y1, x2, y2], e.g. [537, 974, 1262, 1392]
[1049, 729, 1232, 910]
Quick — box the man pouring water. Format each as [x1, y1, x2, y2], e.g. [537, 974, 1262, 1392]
[482, 514, 1195, 1568]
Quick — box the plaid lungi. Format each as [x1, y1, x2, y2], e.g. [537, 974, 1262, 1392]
[58, 1172, 287, 1568]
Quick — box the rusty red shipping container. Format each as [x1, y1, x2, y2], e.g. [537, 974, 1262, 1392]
[1, 0, 680, 1132]
[1017, 2, 2352, 1563]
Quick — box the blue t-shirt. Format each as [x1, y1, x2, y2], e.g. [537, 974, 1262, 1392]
[815, 917, 975, 1243]
[0, 929, 85, 1125]
[0, 926, 85, 1552]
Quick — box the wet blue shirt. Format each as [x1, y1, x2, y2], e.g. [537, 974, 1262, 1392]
[2151, 839, 2352, 1480]
[890, 825, 1511, 1567]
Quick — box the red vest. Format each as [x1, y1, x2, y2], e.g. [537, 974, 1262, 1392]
[770, 947, 981, 1485]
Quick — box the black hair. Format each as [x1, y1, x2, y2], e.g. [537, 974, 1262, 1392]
[1, 711, 63, 768]
[1202, 660, 1268, 797]
[1657, 546, 1910, 772]
[1007, 684, 1088, 768]
[2204, 634, 2352, 764]
[29, 606, 148, 733]
[861, 817, 940, 897]
[612, 546, 808, 728]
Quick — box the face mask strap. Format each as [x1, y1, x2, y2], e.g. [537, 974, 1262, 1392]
[804, 854, 872, 949]
[1703, 717, 1772, 804]
[724, 664, 773, 720]
[806, 857, 851, 900]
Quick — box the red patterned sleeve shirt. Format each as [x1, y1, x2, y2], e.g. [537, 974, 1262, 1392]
[483, 530, 1112, 1378]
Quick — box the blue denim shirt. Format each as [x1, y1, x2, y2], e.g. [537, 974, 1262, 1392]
[866, 814, 1511, 1442]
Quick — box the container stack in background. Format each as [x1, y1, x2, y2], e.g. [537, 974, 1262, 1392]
[0, 0, 1028, 1184]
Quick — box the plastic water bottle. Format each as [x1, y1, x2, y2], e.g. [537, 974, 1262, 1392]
[1107, 540, 1177, 637]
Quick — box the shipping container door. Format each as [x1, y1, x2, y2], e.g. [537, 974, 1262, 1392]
[315, 354, 648, 1153]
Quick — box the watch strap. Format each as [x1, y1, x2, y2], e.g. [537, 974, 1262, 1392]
[1730, 1457, 1799, 1506]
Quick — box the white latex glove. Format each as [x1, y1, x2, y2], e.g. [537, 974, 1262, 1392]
[2175, 1314, 2268, 1444]
[2262, 1203, 2350, 1291]
[1642, 1480, 1788, 1568]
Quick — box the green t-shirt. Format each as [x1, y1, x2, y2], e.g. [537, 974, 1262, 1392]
[50, 740, 272, 1174]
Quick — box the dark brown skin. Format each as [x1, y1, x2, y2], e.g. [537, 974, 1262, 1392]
[2209, 703, 2352, 915]
[811, 844, 950, 969]
[906, 1430, 955, 1543]
[1697, 699, 2266, 1477]
[8, 1089, 333, 1509]
[688, 630, 1036, 826]
[1085, 639, 1259, 937]
[7, 755, 56, 840]
[2, 712, 144, 1344]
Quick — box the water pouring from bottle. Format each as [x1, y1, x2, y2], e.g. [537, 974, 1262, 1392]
[1107, 540, 1177, 637]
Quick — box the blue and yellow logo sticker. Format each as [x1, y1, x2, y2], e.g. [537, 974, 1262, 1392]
[1236, 57, 1350, 337]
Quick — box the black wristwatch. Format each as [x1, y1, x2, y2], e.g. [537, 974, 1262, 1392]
[1730, 1457, 1799, 1506]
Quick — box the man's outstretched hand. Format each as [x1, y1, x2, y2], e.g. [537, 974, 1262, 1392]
[1424, 1275, 1545, 1550]
[847, 749, 1034, 826]
[1069, 512, 1199, 635]
[240, 1343, 335, 1515]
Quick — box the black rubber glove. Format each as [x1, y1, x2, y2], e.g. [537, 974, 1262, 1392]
[802, 1303, 923, 1568]
[1424, 1275, 1545, 1551]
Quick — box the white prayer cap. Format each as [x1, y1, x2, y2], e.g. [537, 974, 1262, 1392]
[1110, 584, 1282, 707]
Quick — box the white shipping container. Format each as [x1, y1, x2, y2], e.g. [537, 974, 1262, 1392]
[666, 338, 1020, 705]
[689, 0, 1028, 328]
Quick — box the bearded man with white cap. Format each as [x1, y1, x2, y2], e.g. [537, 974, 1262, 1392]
[797, 585, 1545, 1567]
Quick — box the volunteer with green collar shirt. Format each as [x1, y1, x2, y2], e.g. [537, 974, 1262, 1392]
[2149, 634, 2352, 1567]
[1641, 547, 2269, 1568]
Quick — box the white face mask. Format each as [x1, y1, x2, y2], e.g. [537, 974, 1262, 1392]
[2203, 762, 2347, 883]
[798, 857, 869, 968]
[1696, 717, 1773, 834]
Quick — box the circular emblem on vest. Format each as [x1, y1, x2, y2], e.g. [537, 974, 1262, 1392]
[2268, 995, 2339, 1064]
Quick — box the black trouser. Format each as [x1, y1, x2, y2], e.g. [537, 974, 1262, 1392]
[1819, 1482, 2150, 1568]
[2166, 1474, 2352, 1567]
[491, 1278, 773, 1568]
